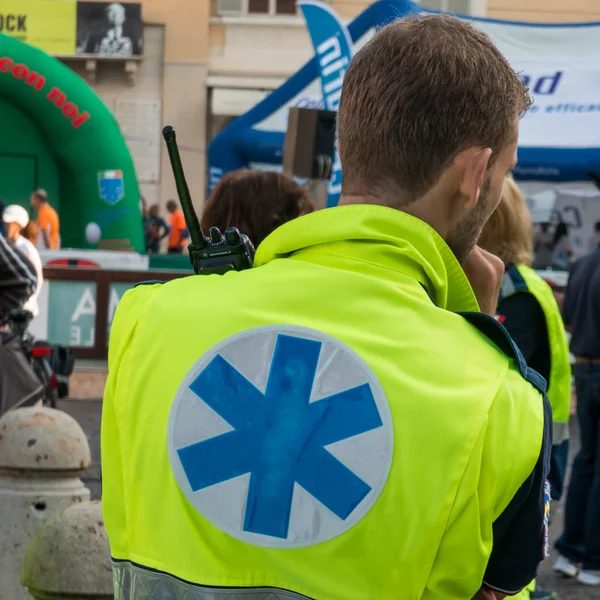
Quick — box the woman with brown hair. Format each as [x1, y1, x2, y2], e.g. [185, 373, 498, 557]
[480, 178, 572, 600]
[479, 178, 534, 269]
[201, 170, 315, 248]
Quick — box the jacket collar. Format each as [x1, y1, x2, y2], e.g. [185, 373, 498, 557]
[255, 204, 479, 313]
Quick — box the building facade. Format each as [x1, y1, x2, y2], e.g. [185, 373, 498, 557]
[206, 0, 600, 202]
[60, 0, 210, 215]
[487, 0, 600, 22]
[53, 0, 600, 215]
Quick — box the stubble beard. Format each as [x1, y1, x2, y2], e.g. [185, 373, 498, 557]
[446, 176, 493, 266]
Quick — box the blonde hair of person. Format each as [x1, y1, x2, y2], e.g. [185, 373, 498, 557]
[479, 177, 534, 267]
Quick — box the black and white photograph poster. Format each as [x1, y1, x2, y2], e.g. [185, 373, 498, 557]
[76, 2, 143, 57]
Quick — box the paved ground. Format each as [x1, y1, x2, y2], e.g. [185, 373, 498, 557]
[536, 420, 599, 599]
[58, 398, 598, 599]
[58, 398, 102, 501]
[68, 363, 108, 401]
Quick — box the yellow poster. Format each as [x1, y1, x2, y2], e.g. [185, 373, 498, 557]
[0, 0, 76, 55]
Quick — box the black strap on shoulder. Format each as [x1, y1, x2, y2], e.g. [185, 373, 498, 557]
[499, 265, 529, 303]
[419, 283, 547, 394]
[457, 311, 548, 395]
[134, 280, 166, 288]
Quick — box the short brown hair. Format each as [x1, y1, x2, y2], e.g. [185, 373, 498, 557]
[32, 189, 48, 202]
[478, 177, 533, 266]
[201, 170, 314, 247]
[337, 14, 531, 202]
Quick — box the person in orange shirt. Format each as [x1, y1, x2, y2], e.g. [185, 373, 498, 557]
[31, 189, 60, 250]
[166, 199, 187, 254]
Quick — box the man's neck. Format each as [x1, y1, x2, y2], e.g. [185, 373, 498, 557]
[339, 192, 454, 240]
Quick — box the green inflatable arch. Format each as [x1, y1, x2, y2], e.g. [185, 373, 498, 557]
[0, 33, 143, 252]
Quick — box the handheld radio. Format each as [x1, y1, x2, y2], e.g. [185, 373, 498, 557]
[162, 126, 255, 275]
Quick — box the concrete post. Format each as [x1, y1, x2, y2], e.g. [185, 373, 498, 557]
[21, 501, 113, 600]
[0, 407, 92, 600]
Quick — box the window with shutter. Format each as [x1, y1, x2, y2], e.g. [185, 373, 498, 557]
[217, 0, 326, 16]
[216, 0, 474, 19]
[448, 0, 472, 14]
[217, 0, 245, 15]
[275, 0, 296, 14]
[417, 0, 477, 14]
[248, 0, 269, 12]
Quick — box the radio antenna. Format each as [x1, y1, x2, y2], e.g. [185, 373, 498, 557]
[162, 125, 205, 247]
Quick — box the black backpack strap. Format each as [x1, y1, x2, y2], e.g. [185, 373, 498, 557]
[457, 311, 547, 395]
[498, 265, 529, 303]
[419, 282, 547, 394]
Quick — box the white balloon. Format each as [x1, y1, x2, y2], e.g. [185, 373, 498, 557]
[85, 222, 102, 245]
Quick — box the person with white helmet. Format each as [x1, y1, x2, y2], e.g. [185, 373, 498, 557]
[2, 205, 43, 317]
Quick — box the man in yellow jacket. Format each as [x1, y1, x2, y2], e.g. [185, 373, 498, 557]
[103, 14, 551, 600]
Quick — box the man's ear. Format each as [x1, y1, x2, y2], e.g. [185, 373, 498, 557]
[459, 148, 493, 210]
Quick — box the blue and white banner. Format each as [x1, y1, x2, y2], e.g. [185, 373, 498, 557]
[298, 1, 353, 207]
[464, 17, 600, 181]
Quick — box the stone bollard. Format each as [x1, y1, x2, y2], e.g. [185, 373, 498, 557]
[21, 501, 113, 600]
[0, 407, 92, 600]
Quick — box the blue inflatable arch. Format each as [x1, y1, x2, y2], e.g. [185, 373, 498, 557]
[208, 1, 600, 191]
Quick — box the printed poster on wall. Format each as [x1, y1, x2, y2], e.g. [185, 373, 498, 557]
[76, 2, 143, 57]
[0, 0, 76, 55]
[0, 1, 142, 57]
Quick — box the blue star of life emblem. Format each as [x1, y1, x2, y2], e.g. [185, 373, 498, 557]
[168, 325, 393, 548]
